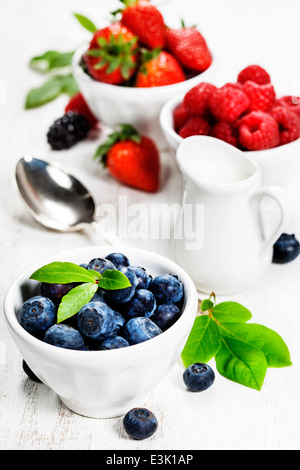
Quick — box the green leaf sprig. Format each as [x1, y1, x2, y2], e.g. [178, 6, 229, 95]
[30, 262, 131, 324]
[181, 293, 292, 391]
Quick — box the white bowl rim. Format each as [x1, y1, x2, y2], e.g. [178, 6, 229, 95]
[3, 245, 198, 358]
[160, 91, 300, 155]
[72, 42, 217, 95]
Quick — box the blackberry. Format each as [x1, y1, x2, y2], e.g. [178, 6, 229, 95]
[47, 112, 90, 150]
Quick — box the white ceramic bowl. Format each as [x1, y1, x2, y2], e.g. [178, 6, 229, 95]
[160, 93, 300, 188]
[3, 246, 198, 419]
[72, 43, 217, 145]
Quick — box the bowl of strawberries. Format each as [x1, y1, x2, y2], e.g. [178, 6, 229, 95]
[72, 0, 216, 144]
[160, 65, 300, 188]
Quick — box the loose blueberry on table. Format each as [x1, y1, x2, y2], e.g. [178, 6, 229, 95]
[123, 408, 158, 440]
[183, 363, 215, 392]
[273, 234, 300, 264]
[18, 252, 185, 352]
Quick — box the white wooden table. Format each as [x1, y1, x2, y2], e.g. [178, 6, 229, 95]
[1, 0, 300, 451]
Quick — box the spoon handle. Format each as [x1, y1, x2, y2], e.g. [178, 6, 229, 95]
[89, 220, 126, 246]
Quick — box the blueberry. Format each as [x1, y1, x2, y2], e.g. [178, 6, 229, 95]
[124, 289, 156, 319]
[150, 274, 184, 304]
[105, 266, 138, 306]
[40, 282, 74, 306]
[124, 317, 162, 345]
[113, 310, 126, 335]
[130, 266, 152, 290]
[183, 363, 215, 392]
[150, 304, 182, 331]
[22, 360, 42, 383]
[123, 408, 158, 440]
[19, 296, 56, 339]
[273, 234, 300, 264]
[87, 257, 116, 274]
[77, 301, 116, 342]
[91, 289, 105, 302]
[105, 252, 130, 269]
[99, 335, 129, 350]
[44, 324, 85, 350]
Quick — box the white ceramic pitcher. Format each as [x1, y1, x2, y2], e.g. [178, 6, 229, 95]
[173, 136, 289, 295]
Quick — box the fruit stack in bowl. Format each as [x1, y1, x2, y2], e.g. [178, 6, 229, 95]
[18, 252, 185, 351]
[173, 65, 300, 151]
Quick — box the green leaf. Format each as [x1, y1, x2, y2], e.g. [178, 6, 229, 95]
[215, 336, 268, 391]
[201, 299, 214, 312]
[212, 302, 252, 323]
[61, 74, 79, 97]
[181, 315, 221, 367]
[74, 13, 97, 33]
[220, 323, 292, 368]
[57, 282, 98, 323]
[30, 262, 98, 284]
[25, 76, 64, 109]
[30, 50, 74, 73]
[98, 269, 131, 290]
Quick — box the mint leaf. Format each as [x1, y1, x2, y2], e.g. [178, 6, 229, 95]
[220, 323, 292, 368]
[25, 76, 64, 109]
[57, 282, 98, 323]
[181, 315, 221, 367]
[30, 51, 74, 73]
[30, 262, 97, 284]
[61, 74, 79, 97]
[212, 302, 252, 323]
[99, 269, 131, 290]
[216, 336, 268, 391]
[201, 299, 214, 312]
[74, 13, 97, 33]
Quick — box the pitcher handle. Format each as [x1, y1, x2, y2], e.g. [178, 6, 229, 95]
[253, 186, 290, 253]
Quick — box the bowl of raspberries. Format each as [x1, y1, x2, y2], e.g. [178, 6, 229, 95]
[160, 65, 300, 188]
[3, 245, 198, 418]
[72, 0, 216, 143]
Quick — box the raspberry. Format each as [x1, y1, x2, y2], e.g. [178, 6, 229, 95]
[242, 81, 275, 112]
[47, 112, 90, 150]
[211, 121, 239, 147]
[270, 106, 300, 145]
[173, 102, 190, 131]
[277, 96, 300, 118]
[208, 86, 250, 123]
[65, 92, 98, 127]
[183, 82, 217, 115]
[237, 65, 271, 85]
[178, 116, 211, 139]
[237, 111, 280, 150]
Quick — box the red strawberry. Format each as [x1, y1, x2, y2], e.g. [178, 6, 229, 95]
[211, 121, 239, 148]
[178, 116, 211, 138]
[183, 82, 217, 115]
[135, 50, 185, 87]
[119, 0, 165, 49]
[270, 106, 300, 145]
[208, 86, 250, 123]
[237, 65, 271, 85]
[65, 93, 99, 127]
[242, 81, 275, 112]
[237, 111, 280, 150]
[165, 25, 212, 73]
[277, 95, 300, 118]
[94, 124, 160, 192]
[84, 23, 139, 85]
[173, 102, 190, 131]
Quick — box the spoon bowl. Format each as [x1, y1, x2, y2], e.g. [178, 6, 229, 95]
[15, 156, 121, 244]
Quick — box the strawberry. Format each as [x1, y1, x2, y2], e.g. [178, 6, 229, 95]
[135, 49, 185, 87]
[165, 25, 212, 73]
[65, 92, 99, 127]
[94, 124, 160, 192]
[118, 0, 165, 49]
[84, 23, 139, 85]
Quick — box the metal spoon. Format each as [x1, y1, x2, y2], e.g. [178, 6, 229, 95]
[14, 155, 123, 245]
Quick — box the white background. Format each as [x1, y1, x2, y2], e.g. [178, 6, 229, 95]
[1, 0, 300, 450]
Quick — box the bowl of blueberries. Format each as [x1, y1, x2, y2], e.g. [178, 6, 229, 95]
[3, 245, 198, 418]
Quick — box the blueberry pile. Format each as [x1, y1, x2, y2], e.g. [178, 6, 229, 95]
[19, 252, 185, 351]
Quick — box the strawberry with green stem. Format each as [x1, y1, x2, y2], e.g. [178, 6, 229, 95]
[84, 22, 139, 85]
[94, 124, 160, 192]
[135, 48, 185, 87]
